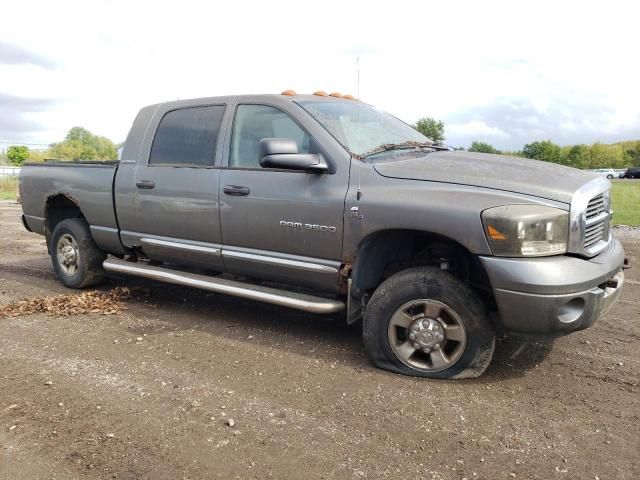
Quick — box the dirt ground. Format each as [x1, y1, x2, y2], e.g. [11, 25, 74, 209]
[0, 200, 638, 480]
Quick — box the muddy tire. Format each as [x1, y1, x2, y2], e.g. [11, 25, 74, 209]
[50, 218, 106, 289]
[363, 267, 495, 379]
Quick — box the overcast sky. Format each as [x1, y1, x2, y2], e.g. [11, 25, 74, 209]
[1, 0, 639, 151]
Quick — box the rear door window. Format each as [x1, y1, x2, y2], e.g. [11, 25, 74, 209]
[149, 105, 225, 167]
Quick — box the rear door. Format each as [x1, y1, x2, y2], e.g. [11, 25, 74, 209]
[218, 101, 350, 292]
[119, 103, 228, 270]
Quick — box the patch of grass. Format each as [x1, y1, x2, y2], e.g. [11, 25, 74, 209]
[0, 176, 18, 200]
[611, 180, 640, 226]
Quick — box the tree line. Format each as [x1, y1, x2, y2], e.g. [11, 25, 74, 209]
[2, 127, 118, 166]
[414, 117, 640, 169]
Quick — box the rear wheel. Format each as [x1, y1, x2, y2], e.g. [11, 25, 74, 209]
[363, 267, 495, 379]
[50, 218, 106, 288]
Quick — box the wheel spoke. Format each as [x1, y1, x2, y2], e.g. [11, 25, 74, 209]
[430, 349, 451, 369]
[394, 341, 416, 362]
[423, 301, 442, 319]
[444, 324, 465, 342]
[390, 309, 415, 329]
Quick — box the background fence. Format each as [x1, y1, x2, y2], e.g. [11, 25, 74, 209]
[0, 166, 21, 177]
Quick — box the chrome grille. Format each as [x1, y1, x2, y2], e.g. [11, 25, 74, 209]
[583, 193, 610, 251]
[586, 194, 605, 220]
[569, 177, 612, 257]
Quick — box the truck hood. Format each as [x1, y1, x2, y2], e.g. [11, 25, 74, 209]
[372, 150, 596, 204]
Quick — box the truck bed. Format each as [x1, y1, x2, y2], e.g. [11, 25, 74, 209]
[19, 161, 122, 254]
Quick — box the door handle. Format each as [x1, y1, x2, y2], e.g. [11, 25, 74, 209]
[223, 185, 250, 196]
[136, 180, 155, 189]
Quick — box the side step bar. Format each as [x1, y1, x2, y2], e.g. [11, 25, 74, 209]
[103, 257, 345, 314]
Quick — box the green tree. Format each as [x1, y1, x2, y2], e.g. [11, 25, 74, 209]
[48, 127, 118, 161]
[565, 144, 590, 169]
[623, 141, 640, 166]
[587, 142, 625, 169]
[7, 145, 30, 166]
[414, 117, 445, 143]
[468, 141, 501, 154]
[522, 140, 562, 163]
[27, 149, 46, 162]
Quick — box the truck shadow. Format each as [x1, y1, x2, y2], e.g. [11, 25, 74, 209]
[482, 337, 555, 380]
[111, 274, 555, 382]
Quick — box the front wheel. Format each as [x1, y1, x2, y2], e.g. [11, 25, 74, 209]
[363, 267, 495, 379]
[50, 218, 106, 288]
[607, 174, 613, 179]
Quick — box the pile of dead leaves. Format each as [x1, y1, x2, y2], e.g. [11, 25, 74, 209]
[0, 286, 139, 318]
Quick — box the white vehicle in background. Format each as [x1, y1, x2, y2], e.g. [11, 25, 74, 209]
[591, 168, 617, 179]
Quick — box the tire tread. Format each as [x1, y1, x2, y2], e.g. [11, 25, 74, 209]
[50, 218, 106, 289]
[363, 267, 495, 379]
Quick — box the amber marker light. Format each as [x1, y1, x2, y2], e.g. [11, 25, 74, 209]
[281, 90, 297, 96]
[487, 225, 507, 241]
[313, 90, 328, 96]
[329, 92, 343, 98]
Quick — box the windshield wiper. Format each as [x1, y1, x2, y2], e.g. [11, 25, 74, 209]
[359, 141, 450, 158]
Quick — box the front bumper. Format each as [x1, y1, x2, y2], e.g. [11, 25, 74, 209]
[480, 239, 626, 337]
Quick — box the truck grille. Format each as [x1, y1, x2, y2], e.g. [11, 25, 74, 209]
[584, 193, 609, 251]
[586, 194, 605, 220]
[569, 178, 611, 257]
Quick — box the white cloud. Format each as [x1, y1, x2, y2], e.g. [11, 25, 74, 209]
[447, 120, 508, 140]
[1, 0, 639, 150]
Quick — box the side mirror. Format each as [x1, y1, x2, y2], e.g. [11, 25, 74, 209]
[259, 138, 328, 173]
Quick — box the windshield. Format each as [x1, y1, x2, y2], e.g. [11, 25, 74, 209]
[297, 100, 430, 157]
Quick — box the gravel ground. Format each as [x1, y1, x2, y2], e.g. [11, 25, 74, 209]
[1, 200, 638, 480]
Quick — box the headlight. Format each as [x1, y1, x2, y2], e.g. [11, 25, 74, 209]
[482, 205, 569, 257]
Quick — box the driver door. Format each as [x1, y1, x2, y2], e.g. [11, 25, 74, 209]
[219, 103, 349, 291]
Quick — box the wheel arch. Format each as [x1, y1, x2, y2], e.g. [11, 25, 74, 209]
[347, 229, 494, 324]
[44, 194, 86, 250]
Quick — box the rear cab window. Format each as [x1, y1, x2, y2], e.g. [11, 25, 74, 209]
[149, 105, 226, 167]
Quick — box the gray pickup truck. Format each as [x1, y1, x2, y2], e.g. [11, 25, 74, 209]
[19, 92, 626, 379]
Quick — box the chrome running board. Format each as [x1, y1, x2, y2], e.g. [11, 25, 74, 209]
[103, 257, 345, 314]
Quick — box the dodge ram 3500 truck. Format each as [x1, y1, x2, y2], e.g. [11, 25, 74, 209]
[19, 92, 627, 379]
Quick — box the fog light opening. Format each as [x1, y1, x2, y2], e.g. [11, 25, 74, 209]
[558, 298, 585, 324]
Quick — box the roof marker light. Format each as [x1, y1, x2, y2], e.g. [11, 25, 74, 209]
[329, 92, 343, 98]
[313, 90, 328, 96]
[281, 90, 297, 96]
